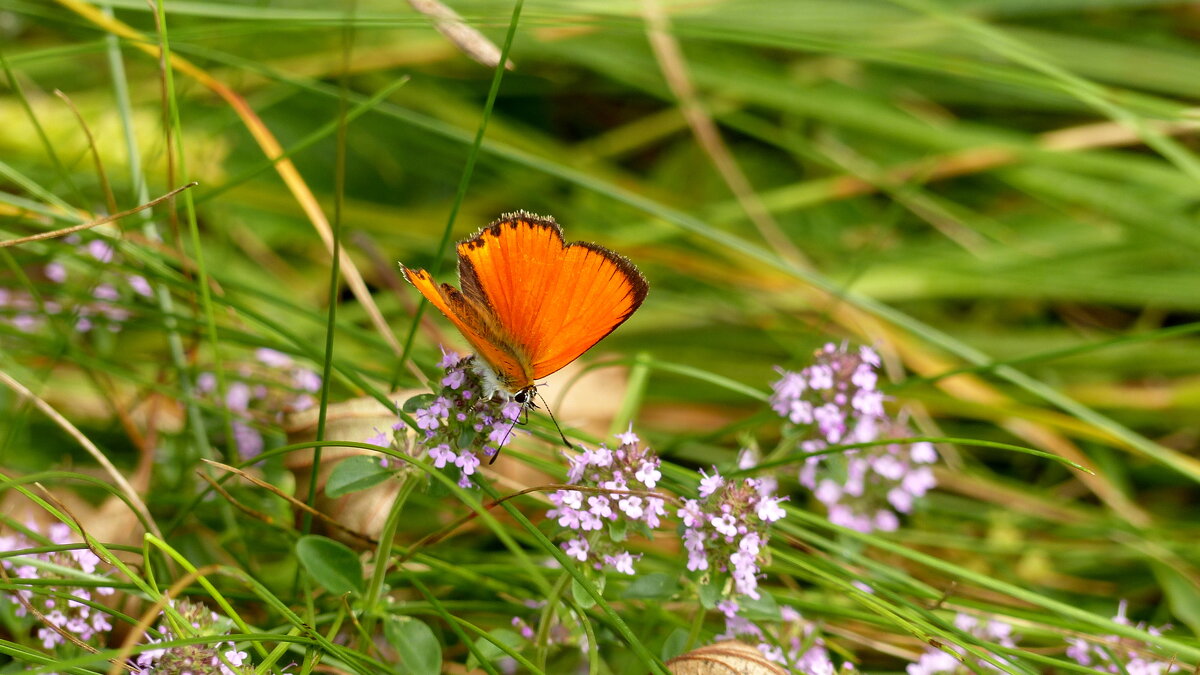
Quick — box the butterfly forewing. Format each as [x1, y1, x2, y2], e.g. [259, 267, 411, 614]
[401, 266, 526, 384]
[457, 214, 647, 383]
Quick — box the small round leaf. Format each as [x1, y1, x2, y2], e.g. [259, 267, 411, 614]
[295, 535, 363, 595]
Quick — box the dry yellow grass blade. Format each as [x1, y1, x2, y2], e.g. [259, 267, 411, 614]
[408, 0, 515, 70]
[0, 182, 195, 248]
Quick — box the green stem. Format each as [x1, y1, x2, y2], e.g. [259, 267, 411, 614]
[361, 476, 419, 635]
[533, 572, 574, 670]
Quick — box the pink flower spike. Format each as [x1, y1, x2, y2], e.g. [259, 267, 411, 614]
[563, 538, 589, 562]
[756, 496, 787, 523]
[615, 423, 639, 445]
[698, 468, 724, 498]
[44, 262, 67, 283]
[454, 450, 480, 476]
[364, 428, 389, 448]
[128, 275, 153, 297]
[634, 461, 661, 488]
[604, 551, 637, 575]
[428, 444, 456, 469]
[441, 369, 466, 389]
[86, 240, 114, 263]
[255, 348, 293, 368]
[438, 348, 463, 369]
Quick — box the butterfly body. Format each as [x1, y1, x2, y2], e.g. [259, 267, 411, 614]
[402, 212, 648, 401]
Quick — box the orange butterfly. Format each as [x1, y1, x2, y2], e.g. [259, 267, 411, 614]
[401, 211, 648, 407]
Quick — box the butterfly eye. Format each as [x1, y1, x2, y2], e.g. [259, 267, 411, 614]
[514, 390, 527, 404]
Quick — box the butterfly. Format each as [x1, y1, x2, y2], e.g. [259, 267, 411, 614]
[401, 211, 648, 409]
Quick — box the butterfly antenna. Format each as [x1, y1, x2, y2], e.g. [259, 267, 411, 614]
[488, 396, 531, 465]
[489, 412, 521, 465]
[536, 389, 573, 449]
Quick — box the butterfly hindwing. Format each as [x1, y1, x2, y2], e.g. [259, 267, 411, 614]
[456, 213, 648, 383]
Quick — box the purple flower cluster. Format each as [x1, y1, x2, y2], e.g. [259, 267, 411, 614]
[546, 428, 667, 575]
[0, 237, 155, 336]
[1066, 601, 1176, 674]
[197, 348, 322, 458]
[907, 613, 1016, 675]
[0, 523, 115, 650]
[771, 343, 937, 532]
[677, 469, 786, 600]
[718, 605, 845, 674]
[135, 598, 248, 675]
[408, 350, 522, 488]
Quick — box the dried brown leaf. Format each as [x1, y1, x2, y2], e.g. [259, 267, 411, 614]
[665, 640, 787, 674]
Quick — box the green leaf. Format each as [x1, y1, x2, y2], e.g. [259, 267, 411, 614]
[456, 427, 478, 450]
[572, 576, 602, 609]
[426, 476, 450, 498]
[467, 628, 521, 671]
[326, 456, 392, 498]
[698, 581, 722, 609]
[622, 573, 679, 600]
[403, 393, 436, 413]
[738, 591, 781, 621]
[608, 518, 628, 543]
[294, 535, 363, 595]
[384, 616, 442, 675]
[661, 627, 688, 661]
[1153, 563, 1200, 635]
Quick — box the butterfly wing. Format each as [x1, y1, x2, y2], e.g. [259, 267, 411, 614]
[455, 212, 648, 383]
[400, 266, 527, 389]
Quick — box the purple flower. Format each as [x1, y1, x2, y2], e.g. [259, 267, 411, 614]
[772, 342, 937, 532]
[907, 612, 1017, 675]
[438, 348, 463, 369]
[415, 407, 441, 431]
[293, 369, 322, 393]
[44, 262, 67, 283]
[634, 460, 661, 487]
[1065, 601, 1175, 675]
[400, 351, 528, 487]
[714, 604, 840, 673]
[255, 348, 293, 368]
[441, 368, 466, 389]
[511, 616, 535, 640]
[127, 275, 153, 298]
[697, 468, 724, 498]
[603, 552, 637, 575]
[755, 495, 787, 523]
[454, 450, 480, 477]
[134, 598, 247, 675]
[564, 537, 589, 561]
[428, 444, 456, 469]
[232, 421, 263, 458]
[86, 240, 113, 263]
[12, 314, 39, 332]
[677, 469, 785, 601]
[500, 400, 522, 421]
[615, 423, 639, 445]
[546, 431, 666, 575]
[1, 524, 114, 650]
[225, 382, 252, 412]
[364, 428, 389, 448]
[197, 372, 217, 393]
